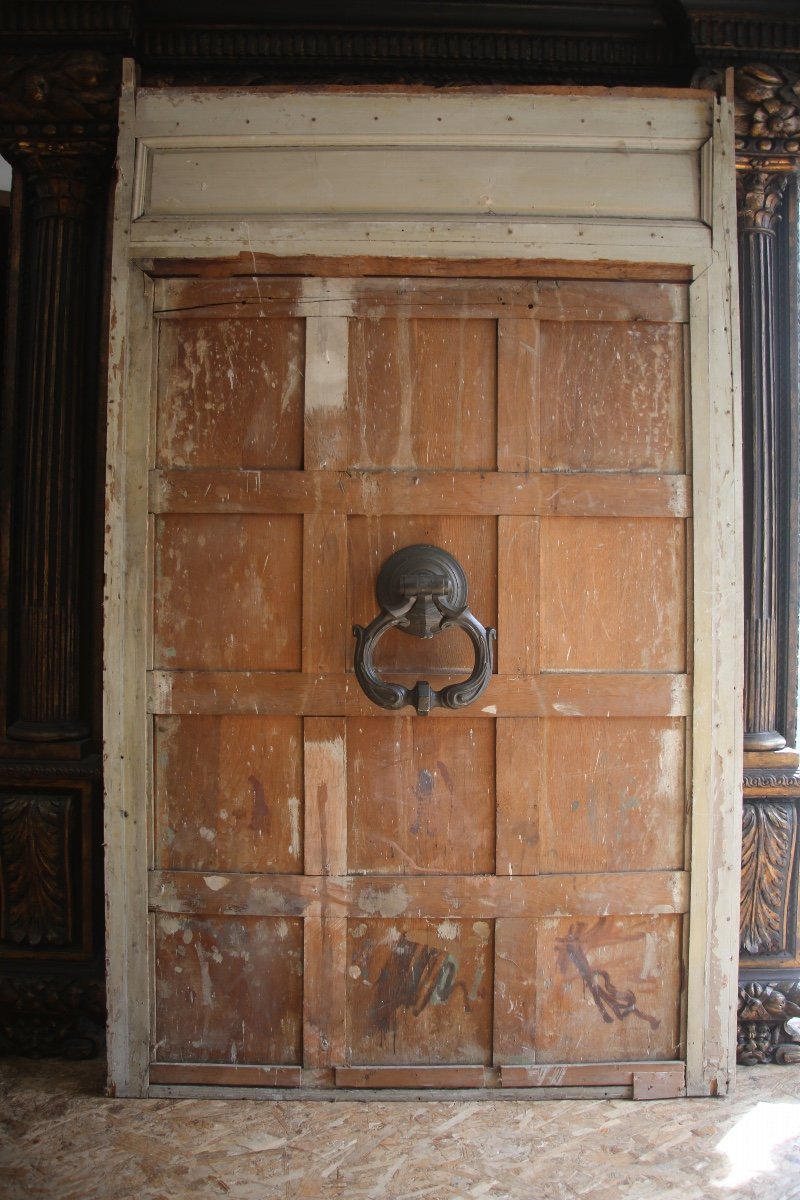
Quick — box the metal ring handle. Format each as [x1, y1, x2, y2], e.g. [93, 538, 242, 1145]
[352, 545, 496, 716]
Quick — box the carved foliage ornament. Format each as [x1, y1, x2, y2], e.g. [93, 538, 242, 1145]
[740, 800, 797, 956]
[0, 792, 75, 946]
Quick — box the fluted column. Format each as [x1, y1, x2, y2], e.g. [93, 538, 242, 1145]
[738, 170, 789, 751]
[0, 53, 117, 742]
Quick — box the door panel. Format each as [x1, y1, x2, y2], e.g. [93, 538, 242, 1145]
[148, 273, 690, 1086]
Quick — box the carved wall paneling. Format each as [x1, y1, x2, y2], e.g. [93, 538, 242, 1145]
[733, 60, 800, 1066]
[0, 49, 116, 1056]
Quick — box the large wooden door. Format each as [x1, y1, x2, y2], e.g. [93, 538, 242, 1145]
[146, 271, 690, 1094]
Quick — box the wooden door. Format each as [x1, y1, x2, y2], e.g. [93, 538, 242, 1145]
[147, 271, 690, 1095]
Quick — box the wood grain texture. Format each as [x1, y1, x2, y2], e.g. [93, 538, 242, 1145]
[534, 916, 683, 1064]
[150, 870, 691, 921]
[149, 671, 692, 718]
[148, 1064, 302, 1087]
[537, 718, 686, 874]
[154, 715, 303, 873]
[539, 517, 687, 672]
[303, 718, 347, 877]
[349, 316, 497, 469]
[497, 516, 538, 677]
[346, 917, 494, 1065]
[155, 278, 689, 325]
[302, 514, 348, 674]
[346, 717, 495, 875]
[151, 469, 691, 519]
[539, 321, 685, 472]
[153, 514, 303, 670]
[334, 1065, 487, 1088]
[303, 916, 347, 1068]
[495, 719, 540, 877]
[156, 317, 305, 468]
[153, 914, 304, 1065]
[497, 318, 539, 472]
[304, 316, 349, 471]
[493, 918, 538, 1064]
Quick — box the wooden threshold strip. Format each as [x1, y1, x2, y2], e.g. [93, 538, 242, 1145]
[150, 469, 691, 519]
[149, 869, 690, 920]
[149, 1063, 302, 1087]
[335, 1066, 487, 1089]
[148, 671, 691, 718]
[500, 1061, 685, 1099]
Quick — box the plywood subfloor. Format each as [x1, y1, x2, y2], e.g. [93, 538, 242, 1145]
[2, 1059, 800, 1199]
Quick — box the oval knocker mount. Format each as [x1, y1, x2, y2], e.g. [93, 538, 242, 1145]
[352, 544, 496, 716]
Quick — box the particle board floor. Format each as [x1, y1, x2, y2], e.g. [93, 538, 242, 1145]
[2, 1059, 800, 1200]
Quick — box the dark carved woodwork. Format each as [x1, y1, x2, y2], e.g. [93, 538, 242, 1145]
[738, 168, 790, 751]
[0, 51, 117, 743]
[0, 971, 105, 1059]
[738, 977, 800, 1065]
[733, 63, 800, 173]
[740, 798, 798, 956]
[0, 792, 77, 946]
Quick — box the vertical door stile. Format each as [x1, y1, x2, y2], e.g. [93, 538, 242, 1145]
[493, 313, 541, 1068]
[302, 311, 350, 1074]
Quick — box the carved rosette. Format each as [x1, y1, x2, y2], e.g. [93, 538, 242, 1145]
[0, 52, 118, 740]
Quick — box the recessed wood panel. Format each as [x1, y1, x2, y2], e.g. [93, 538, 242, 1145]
[156, 318, 304, 468]
[535, 916, 682, 1064]
[348, 317, 497, 469]
[346, 918, 494, 1065]
[348, 515, 497, 674]
[538, 719, 686, 874]
[539, 322, 685, 472]
[539, 517, 686, 672]
[154, 715, 302, 873]
[154, 915, 303, 1064]
[347, 717, 495, 874]
[154, 514, 302, 669]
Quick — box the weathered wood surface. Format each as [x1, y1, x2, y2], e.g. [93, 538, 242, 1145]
[149, 871, 691, 919]
[103, 82, 742, 1098]
[148, 671, 692, 717]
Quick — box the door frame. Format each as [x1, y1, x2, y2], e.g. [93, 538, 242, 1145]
[104, 64, 742, 1097]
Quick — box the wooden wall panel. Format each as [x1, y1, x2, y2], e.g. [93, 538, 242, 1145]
[348, 317, 497, 469]
[156, 318, 305, 469]
[346, 917, 494, 1065]
[535, 916, 683, 1064]
[348, 515, 497, 674]
[539, 517, 686, 672]
[154, 715, 303, 873]
[153, 914, 303, 1064]
[539, 321, 685, 472]
[154, 514, 303, 670]
[537, 719, 686, 875]
[347, 717, 495, 874]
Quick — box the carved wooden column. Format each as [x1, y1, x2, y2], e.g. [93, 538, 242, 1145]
[732, 64, 800, 1065]
[739, 168, 789, 753]
[0, 51, 118, 1056]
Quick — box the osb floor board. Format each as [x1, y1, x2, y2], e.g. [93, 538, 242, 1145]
[2, 1060, 800, 1200]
